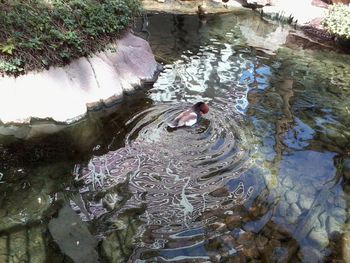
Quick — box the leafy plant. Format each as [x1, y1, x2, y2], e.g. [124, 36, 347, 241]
[322, 4, 350, 40]
[0, 0, 142, 76]
[0, 40, 15, 55]
[0, 58, 24, 74]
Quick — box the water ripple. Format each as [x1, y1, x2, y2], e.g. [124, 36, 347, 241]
[73, 35, 266, 262]
[74, 100, 257, 260]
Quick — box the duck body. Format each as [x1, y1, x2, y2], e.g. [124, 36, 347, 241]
[167, 102, 209, 128]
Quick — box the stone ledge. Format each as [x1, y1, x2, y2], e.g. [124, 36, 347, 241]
[0, 31, 161, 126]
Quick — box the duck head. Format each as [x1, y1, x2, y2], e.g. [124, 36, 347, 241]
[192, 102, 209, 115]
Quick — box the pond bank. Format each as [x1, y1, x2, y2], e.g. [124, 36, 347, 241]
[0, 0, 347, 136]
[0, 32, 161, 138]
[142, 0, 349, 53]
[142, 0, 327, 25]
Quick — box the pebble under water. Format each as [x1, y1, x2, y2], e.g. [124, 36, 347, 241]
[1, 11, 350, 263]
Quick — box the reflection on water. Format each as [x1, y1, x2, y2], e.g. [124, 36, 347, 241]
[74, 102, 259, 261]
[1, 11, 350, 263]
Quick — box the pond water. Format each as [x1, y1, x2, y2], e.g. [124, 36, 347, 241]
[1, 11, 350, 263]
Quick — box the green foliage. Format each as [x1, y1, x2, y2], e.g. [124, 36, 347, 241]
[0, 40, 15, 55]
[0, 0, 142, 75]
[259, 9, 296, 25]
[0, 59, 24, 74]
[323, 4, 350, 40]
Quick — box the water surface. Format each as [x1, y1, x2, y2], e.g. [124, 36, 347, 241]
[1, 11, 350, 263]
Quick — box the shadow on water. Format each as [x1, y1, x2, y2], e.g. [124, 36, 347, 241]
[0, 11, 350, 263]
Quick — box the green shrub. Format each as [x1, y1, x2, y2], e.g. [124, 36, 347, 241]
[0, 0, 142, 76]
[322, 4, 350, 40]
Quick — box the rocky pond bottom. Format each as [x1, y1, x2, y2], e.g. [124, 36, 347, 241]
[1, 11, 350, 262]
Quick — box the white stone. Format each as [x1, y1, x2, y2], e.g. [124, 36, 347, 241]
[308, 227, 329, 248]
[290, 203, 302, 216]
[327, 216, 343, 234]
[299, 194, 314, 210]
[226, 0, 245, 8]
[281, 176, 294, 189]
[285, 190, 298, 204]
[331, 207, 347, 222]
[0, 32, 160, 136]
[262, 0, 326, 25]
[286, 204, 299, 223]
[278, 202, 288, 217]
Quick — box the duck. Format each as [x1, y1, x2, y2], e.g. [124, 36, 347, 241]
[167, 102, 209, 128]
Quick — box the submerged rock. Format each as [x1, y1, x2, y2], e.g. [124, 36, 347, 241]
[344, 158, 350, 179]
[28, 227, 46, 263]
[0, 236, 6, 262]
[0, 176, 52, 233]
[48, 205, 99, 263]
[285, 190, 298, 204]
[9, 231, 28, 263]
[298, 194, 314, 211]
[343, 222, 350, 263]
[101, 214, 141, 263]
[298, 245, 323, 262]
[225, 214, 242, 229]
[255, 234, 268, 248]
[308, 227, 329, 248]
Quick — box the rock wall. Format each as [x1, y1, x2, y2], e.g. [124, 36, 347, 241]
[0, 32, 161, 126]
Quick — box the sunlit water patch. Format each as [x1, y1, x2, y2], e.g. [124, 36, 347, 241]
[151, 43, 272, 114]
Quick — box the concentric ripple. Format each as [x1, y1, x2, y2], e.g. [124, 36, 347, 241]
[73, 36, 269, 261]
[74, 101, 257, 260]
